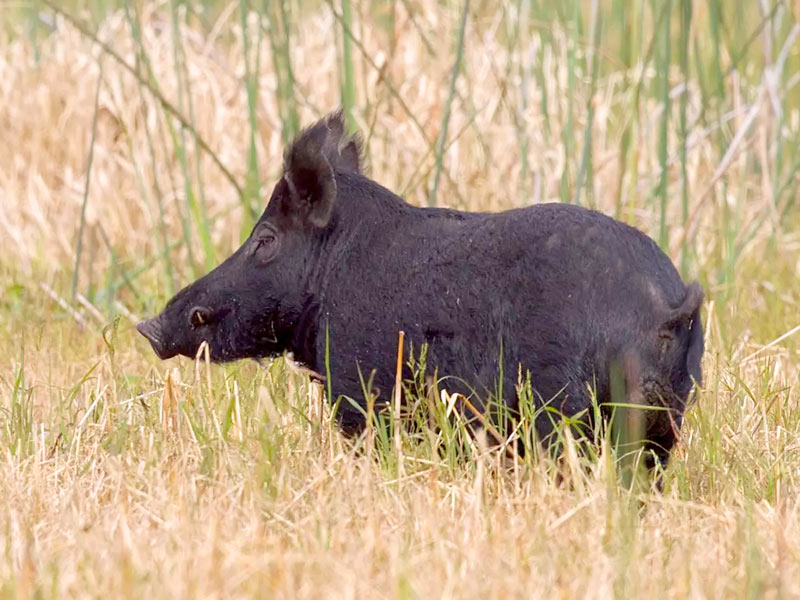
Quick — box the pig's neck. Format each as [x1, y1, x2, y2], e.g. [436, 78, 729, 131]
[285, 293, 322, 371]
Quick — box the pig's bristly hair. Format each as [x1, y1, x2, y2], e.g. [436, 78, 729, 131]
[283, 109, 364, 176]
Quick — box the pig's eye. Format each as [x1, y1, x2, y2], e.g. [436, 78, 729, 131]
[190, 306, 213, 328]
[253, 229, 280, 261]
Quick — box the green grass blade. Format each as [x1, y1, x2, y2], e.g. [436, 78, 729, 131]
[170, 0, 215, 273]
[573, 0, 602, 207]
[340, 0, 356, 129]
[656, 0, 672, 250]
[240, 0, 262, 237]
[678, 0, 692, 274]
[264, 0, 299, 144]
[168, 0, 200, 277]
[429, 0, 470, 207]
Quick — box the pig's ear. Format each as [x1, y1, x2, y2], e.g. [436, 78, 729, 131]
[336, 134, 363, 174]
[282, 131, 336, 229]
[321, 109, 363, 174]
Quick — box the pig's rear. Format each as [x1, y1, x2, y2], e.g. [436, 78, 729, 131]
[503, 203, 704, 466]
[624, 280, 704, 467]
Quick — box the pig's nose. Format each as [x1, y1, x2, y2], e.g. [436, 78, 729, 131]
[136, 318, 158, 342]
[137, 318, 176, 360]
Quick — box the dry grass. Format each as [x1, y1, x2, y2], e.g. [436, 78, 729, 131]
[2, 1, 800, 598]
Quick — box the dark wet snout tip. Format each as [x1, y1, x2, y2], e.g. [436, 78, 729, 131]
[136, 318, 158, 342]
[137, 318, 177, 360]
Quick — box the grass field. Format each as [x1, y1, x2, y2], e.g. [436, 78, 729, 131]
[2, 0, 800, 597]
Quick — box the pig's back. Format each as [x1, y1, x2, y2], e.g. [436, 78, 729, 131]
[498, 202, 686, 314]
[400, 201, 686, 326]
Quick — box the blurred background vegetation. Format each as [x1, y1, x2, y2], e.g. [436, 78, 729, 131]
[4, 1, 799, 332]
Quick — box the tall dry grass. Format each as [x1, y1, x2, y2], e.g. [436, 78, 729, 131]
[1, 1, 800, 597]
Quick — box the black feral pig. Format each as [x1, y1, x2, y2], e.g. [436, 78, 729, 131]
[138, 110, 704, 468]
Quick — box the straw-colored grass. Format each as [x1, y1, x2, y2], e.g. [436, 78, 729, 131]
[2, 1, 800, 597]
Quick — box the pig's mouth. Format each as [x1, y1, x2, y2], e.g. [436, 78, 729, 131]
[137, 318, 179, 360]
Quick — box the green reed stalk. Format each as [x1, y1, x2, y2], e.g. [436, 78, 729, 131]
[429, 0, 470, 207]
[656, 0, 672, 250]
[678, 0, 692, 274]
[340, 0, 356, 129]
[240, 0, 262, 237]
[574, 0, 602, 207]
[170, 0, 215, 272]
[264, 0, 299, 144]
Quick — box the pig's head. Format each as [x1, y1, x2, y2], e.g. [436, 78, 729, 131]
[137, 110, 361, 362]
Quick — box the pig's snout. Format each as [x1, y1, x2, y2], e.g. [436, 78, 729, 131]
[137, 318, 177, 360]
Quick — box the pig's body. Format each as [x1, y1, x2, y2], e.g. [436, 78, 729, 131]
[138, 111, 704, 467]
[292, 173, 703, 461]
